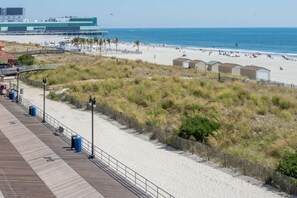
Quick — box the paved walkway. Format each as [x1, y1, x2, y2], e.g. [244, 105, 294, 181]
[0, 97, 141, 198]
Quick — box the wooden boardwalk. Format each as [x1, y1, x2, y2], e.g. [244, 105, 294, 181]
[0, 129, 55, 198]
[0, 97, 143, 198]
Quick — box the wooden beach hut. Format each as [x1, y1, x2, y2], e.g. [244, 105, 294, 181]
[207, 61, 222, 73]
[219, 63, 242, 75]
[241, 65, 271, 81]
[189, 60, 208, 71]
[173, 58, 191, 68]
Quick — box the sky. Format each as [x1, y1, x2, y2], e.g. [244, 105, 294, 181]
[1, 0, 297, 28]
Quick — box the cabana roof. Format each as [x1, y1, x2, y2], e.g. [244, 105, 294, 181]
[0, 50, 17, 60]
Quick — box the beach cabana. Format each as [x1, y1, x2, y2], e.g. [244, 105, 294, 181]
[173, 58, 191, 68]
[207, 61, 222, 73]
[219, 63, 242, 75]
[241, 65, 271, 81]
[0, 41, 17, 68]
[189, 60, 208, 71]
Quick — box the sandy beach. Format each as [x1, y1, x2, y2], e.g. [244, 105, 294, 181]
[2, 35, 297, 85]
[13, 81, 285, 198]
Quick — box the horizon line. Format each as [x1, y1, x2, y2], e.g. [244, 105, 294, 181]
[102, 26, 297, 29]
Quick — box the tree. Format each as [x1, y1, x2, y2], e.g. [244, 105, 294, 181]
[93, 37, 99, 51]
[79, 37, 86, 49]
[134, 40, 140, 51]
[17, 54, 35, 66]
[114, 37, 119, 52]
[71, 37, 80, 47]
[99, 38, 103, 55]
[103, 39, 106, 50]
[106, 38, 111, 50]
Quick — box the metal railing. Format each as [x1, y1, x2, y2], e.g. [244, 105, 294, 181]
[18, 95, 174, 198]
[0, 64, 62, 76]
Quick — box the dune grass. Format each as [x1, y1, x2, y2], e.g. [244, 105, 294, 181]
[25, 53, 297, 168]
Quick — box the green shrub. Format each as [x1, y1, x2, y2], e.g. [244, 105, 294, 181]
[17, 54, 35, 66]
[272, 96, 295, 110]
[276, 153, 297, 179]
[162, 99, 175, 110]
[178, 115, 220, 142]
[47, 91, 59, 101]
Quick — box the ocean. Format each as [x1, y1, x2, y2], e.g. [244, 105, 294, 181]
[102, 28, 297, 56]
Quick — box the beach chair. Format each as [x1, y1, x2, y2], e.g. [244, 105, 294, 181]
[55, 126, 64, 136]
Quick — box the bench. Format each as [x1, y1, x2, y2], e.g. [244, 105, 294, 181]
[55, 126, 64, 136]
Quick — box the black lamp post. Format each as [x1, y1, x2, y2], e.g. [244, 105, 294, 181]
[89, 95, 96, 159]
[42, 78, 47, 123]
[16, 68, 20, 103]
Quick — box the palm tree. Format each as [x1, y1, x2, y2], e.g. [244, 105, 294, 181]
[134, 40, 140, 51]
[99, 38, 103, 55]
[79, 37, 86, 50]
[93, 37, 99, 51]
[103, 39, 106, 51]
[106, 38, 111, 50]
[88, 38, 93, 50]
[114, 37, 119, 52]
[71, 37, 80, 47]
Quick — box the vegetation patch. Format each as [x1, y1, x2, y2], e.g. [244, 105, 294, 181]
[17, 54, 35, 66]
[23, 51, 297, 169]
[178, 115, 220, 142]
[277, 153, 297, 179]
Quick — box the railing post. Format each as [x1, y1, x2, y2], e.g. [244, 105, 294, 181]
[135, 172, 137, 186]
[125, 167, 127, 178]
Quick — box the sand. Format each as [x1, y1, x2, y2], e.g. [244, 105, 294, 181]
[16, 82, 285, 198]
[2, 35, 297, 85]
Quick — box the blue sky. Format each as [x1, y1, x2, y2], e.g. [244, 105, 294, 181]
[1, 0, 297, 28]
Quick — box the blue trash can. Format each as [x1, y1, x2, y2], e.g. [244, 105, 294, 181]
[29, 106, 33, 115]
[71, 135, 77, 150]
[10, 92, 15, 101]
[75, 136, 82, 153]
[31, 106, 36, 117]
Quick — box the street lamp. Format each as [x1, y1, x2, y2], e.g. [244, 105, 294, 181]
[42, 78, 47, 123]
[89, 95, 96, 159]
[16, 68, 20, 103]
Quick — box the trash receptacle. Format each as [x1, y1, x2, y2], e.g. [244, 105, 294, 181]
[75, 136, 82, 153]
[29, 106, 33, 115]
[71, 135, 77, 150]
[31, 106, 36, 117]
[9, 91, 15, 101]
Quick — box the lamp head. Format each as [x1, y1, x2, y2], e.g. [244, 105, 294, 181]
[42, 78, 47, 85]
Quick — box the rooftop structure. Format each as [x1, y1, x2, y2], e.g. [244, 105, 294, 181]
[0, 41, 16, 67]
[0, 7, 25, 22]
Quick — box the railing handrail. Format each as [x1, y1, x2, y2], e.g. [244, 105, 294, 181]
[18, 95, 174, 198]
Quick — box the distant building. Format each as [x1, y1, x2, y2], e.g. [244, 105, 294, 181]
[207, 61, 222, 73]
[0, 7, 25, 22]
[241, 65, 271, 81]
[173, 58, 191, 68]
[189, 60, 208, 71]
[219, 63, 242, 75]
[0, 7, 106, 36]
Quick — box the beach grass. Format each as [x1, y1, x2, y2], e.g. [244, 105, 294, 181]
[25, 52, 297, 169]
